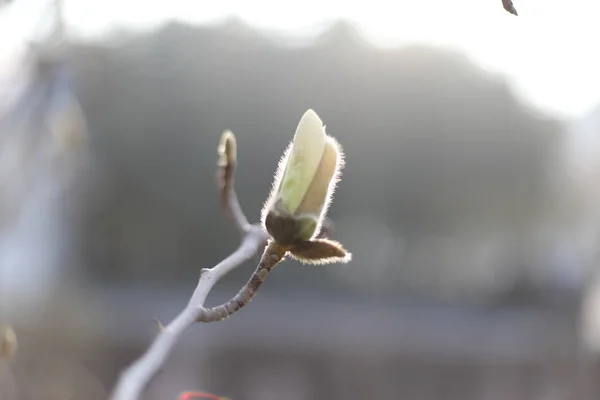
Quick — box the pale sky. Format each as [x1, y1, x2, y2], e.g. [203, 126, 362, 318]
[1, 0, 600, 119]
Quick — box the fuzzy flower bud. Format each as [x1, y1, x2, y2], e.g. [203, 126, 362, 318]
[262, 109, 344, 246]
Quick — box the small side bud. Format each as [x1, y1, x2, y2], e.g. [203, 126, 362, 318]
[0, 326, 17, 363]
[218, 130, 237, 167]
[289, 239, 352, 265]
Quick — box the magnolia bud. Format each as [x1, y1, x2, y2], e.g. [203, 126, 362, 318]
[262, 109, 344, 246]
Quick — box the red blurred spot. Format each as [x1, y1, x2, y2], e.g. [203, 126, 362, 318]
[179, 391, 229, 400]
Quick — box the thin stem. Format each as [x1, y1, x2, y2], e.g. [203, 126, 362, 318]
[197, 240, 286, 322]
[502, 0, 518, 15]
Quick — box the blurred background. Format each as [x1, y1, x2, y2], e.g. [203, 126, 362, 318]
[1, 0, 600, 399]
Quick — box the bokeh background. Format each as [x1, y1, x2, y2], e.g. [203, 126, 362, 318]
[2, 0, 600, 399]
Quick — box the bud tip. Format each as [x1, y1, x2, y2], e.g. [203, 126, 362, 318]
[218, 130, 237, 166]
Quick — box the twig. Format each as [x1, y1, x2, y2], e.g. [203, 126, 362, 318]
[109, 131, 269, 400]
[197, 240, 286, 322]
[502, 0, 518, 15]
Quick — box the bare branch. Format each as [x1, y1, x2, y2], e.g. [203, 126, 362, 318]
[109, 131, 269, 400]
[109, 229, 267, 400]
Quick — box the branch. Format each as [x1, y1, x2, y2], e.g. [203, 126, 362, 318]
[502, 0, 518, 15]
[196, 240, 285, 322]
[109, 131, 269, 400]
